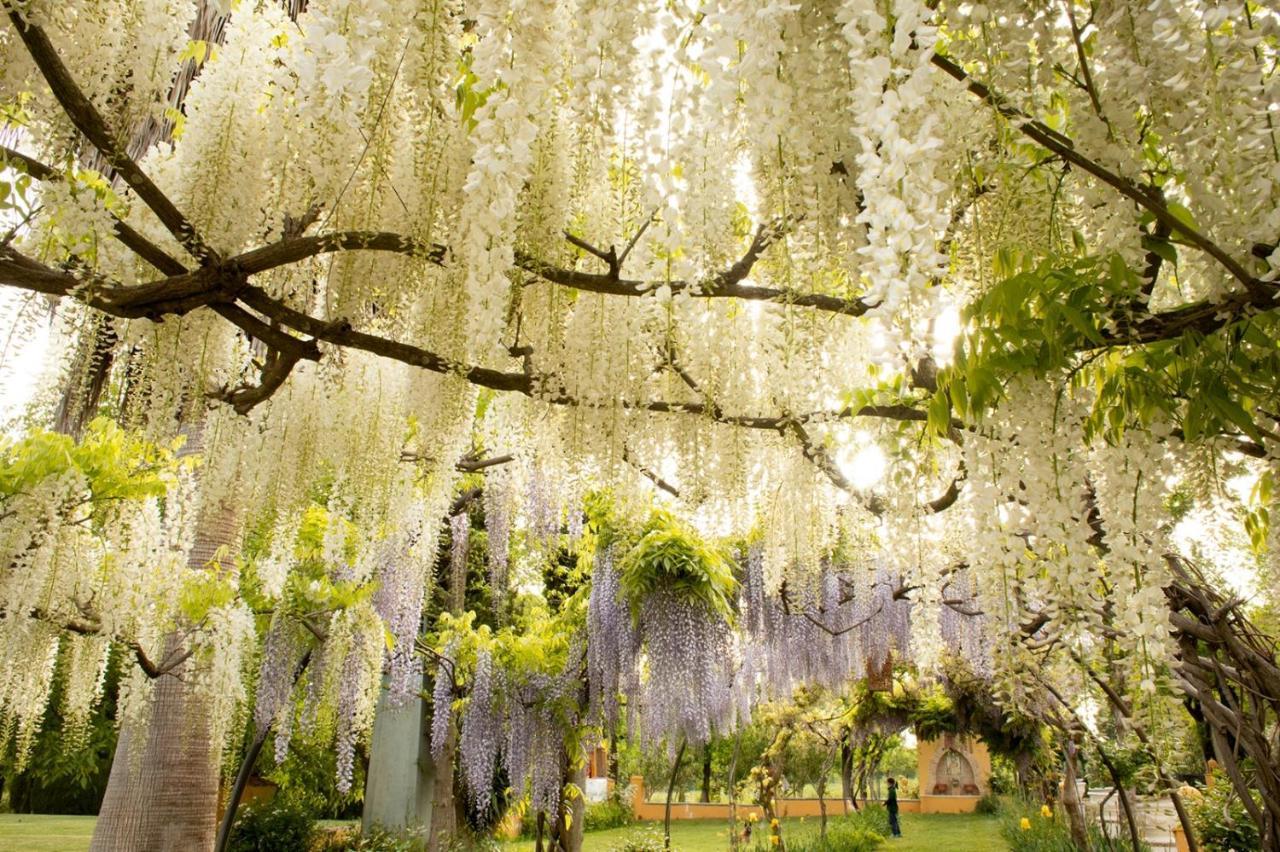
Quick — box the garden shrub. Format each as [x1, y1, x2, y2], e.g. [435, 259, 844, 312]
[227, 798, 316, 852]
[998, 802, 1076, 852]
[1188, 777, 1261, 852]
[605, 826, 667, 852]
[998, 798, 1148, 852]
[748, 814, 883, 852]
[316, 825, 427, 851]
[585, 798, 634, 832]
[846, 803, 890, 838]
[975, 791, 1003, 814]
[789, 822, 883, 852]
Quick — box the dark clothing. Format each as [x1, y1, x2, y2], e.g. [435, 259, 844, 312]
[887, 786, 901, 836]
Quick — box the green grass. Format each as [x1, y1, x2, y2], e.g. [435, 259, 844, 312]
[0, 814, 359, 851]
[0, 813, 96, 851]
[0, 811, 1004, 852]
[887, 813, 1005, 852]
[502, 812, 1005, 852]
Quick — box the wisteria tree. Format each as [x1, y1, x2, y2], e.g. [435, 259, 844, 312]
[1, 0, 1279, 850]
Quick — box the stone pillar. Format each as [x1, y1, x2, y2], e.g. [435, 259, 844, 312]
[363, 682, 434, 834]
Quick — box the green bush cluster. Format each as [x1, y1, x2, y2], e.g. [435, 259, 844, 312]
[315, 824, 428, 851]
[228, 798, 316, 852]
[1187, 777, 1261, 852]
[604, 826, 667, 852]
[778, 821, 883, 852]
[746, 811, 884, 852]
[846, 804, 890, 838]
[584, 798, 634, 832]
[974, 792, 1002, 815]
[997, 797, 1147, 852]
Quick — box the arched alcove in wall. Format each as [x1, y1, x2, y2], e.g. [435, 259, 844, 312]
[917, 734, 989, 804]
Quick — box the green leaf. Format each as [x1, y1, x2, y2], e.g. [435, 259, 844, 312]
[1164, 203, 1199, 242]
[1141, 235, 1178, 265]
[927, 389, 952, 437]
[1207, 393, 1263, 442]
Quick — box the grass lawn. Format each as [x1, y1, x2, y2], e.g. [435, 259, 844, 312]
[0, 815, 358, 851]
[0, 813, 96, 851]
[887, 813, 1005, 852]
[502, 812, 1005, 852]
[0, 811, 1004, 852]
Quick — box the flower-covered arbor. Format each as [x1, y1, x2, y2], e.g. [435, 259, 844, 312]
[0, 1, 1278, 850]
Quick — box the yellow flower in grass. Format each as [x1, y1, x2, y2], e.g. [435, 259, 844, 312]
[770, 836, 780, 846]
[770, 818, 779, 828]
[747, 813, 760, 824]
[1020, 818, 1032, 831]
[1040, 804, 1053, 818]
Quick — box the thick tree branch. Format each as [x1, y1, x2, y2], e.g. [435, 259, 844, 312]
[518, 218, 874, 316]
[933, 51, 1269, 301]
[5, 10, 218, 264]
[621, 445, 681, 498]
[1, 144, 189, 276]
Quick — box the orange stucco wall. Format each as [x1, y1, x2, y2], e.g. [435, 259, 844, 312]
[629, 737, 992, 820]
[628, 776, 922, 821]
[916, 736, 992, 813]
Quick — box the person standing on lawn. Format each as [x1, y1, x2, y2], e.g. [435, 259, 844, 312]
[886, 777, 902, 838]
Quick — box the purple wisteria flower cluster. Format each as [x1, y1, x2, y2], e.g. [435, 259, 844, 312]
[938, 568, 992, 675]
[484, 475, 511, 616]
[638, 587, 735, 750]
[524, 465, 560, 550]
[430, 638, 458, 761]
[460, 647, 499, 815]
[449, 514, 469, 609]
[586, 546, 639, 728]
[335, 643, 365, 794]
[254, 616, 301, 735]
[372, 535, 426, 707]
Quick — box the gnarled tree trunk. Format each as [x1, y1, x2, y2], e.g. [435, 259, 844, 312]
[1061, 738, 1089, 851]
[90, 636, 219, 852]
[91, 431, 239, 852]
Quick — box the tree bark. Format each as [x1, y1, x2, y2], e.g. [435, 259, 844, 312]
[1061, 739, 1089, 851]
[1095, 745, 1142, 852]
[214, 729, 269, 852]
[839, 733, 854, 810]
[701, 744, 713, 803]
[560, 763, 586, 852]
[425, 703, 459, 852]
[90, 438, 238, 852]
[608, 727, 619, 793]
[727, 731, 742, 850]
[90, 635, 220, 852]
[664, 739, 687, 852]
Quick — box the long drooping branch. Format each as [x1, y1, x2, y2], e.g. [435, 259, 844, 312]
[0, 232, 928, 438]
[519, 218, 876, 317]
[5, 7, 219, 264]
[932, 50, 1270, 302]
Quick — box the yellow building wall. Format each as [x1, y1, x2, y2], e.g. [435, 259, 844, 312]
[628, 776, 921, 822]
[915, 737, 992, 814]
[625, 737, 992, 821]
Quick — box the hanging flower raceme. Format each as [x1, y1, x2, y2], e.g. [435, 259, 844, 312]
[460, 645, 499, 816]
[484, 472, 512, 616]
[836, 0, 949, 314]
[609, 510, 739, 748]
[0, 421, 195, 769]
[372, 526, 431, 707]
[430, 637, 459, 761]
[586, 544, 639, 728]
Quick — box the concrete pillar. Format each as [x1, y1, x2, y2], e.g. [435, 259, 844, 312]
[363, 684, 435, 834]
